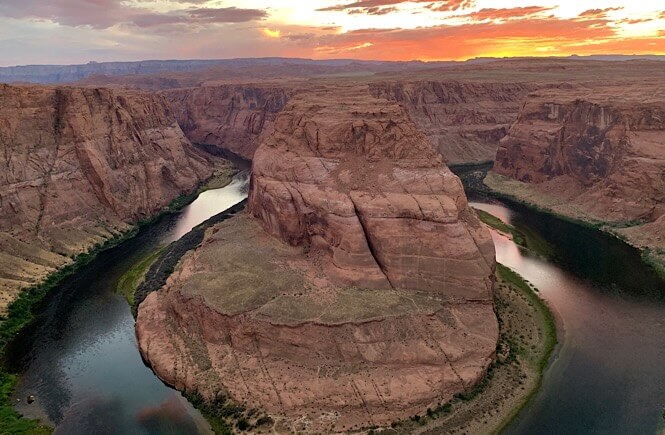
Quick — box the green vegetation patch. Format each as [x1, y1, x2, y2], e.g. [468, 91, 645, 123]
[642, 249, 665, 281]
[0, 373, 51, 434]
[474, 208, 526, 247]
[116, 248, 165, 307]
[496, 264, 557, 373]
[187, 391, 274, 435]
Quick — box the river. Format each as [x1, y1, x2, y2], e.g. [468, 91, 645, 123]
[6, 170, 665, 434]
[7, 171, 250, 434]
[471, 199, 665, 435]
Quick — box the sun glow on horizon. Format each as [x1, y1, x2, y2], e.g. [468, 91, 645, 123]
[262, 28, 281, 38]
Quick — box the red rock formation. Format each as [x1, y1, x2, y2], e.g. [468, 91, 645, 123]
[491, 85, 665, 264]
[494, 86, 665, 222]
[369, 81, 535, 164]
[249, 85, 495, 297]
[0, 84, 212, 310]
[163, 85, 291, 160]
[137, 84, 498, 432]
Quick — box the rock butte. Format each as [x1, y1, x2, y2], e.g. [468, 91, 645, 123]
[0, 84, 212, 312]
[136, 85, 498, 432]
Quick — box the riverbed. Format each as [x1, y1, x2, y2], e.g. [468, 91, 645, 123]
[7, 172, 249, 434]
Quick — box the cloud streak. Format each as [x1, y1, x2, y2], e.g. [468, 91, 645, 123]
[318, 0, 474, 14]
[0, 1, 268, 29]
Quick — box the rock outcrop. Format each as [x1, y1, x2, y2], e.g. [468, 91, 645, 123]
[0, 84, 213, 311]
[491, 85, 665, 264]
[137, 84, 498, 432]
[370, 81, 535, 164]
[163, 85, 291, 160]
[248, 85, 496, 294]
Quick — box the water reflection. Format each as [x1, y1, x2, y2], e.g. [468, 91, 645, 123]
[9, 172, 250, 434]
[170, 171, 249, 242]
[471, 201, 665, 435]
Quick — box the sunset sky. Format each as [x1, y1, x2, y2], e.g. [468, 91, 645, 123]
[1, 0, 664, 66]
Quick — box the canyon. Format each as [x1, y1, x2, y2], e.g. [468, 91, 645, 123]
[2, 58, 665, 434]
[163, 85, 292, 160]
[0, 84, 213, 312]
[369, 81, 536, 164]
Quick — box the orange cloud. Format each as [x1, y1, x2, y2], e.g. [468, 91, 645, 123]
[0, 1, 663, 66]
[303, 15, 664, 60]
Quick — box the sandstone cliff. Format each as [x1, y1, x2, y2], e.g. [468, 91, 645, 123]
[163, 85, 291, 160]
[0, 84, 213, 311]
[369, 81, 536, 164]
[137, 85, 498, 432]
[491, 85, 665, 264]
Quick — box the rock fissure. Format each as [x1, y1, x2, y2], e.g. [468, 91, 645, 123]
[350, 196, 396, 290]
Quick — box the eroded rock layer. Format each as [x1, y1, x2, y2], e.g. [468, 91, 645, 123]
[137, 85, 498, 432]
[370, 81, 535, 164]
[0, 84, 212, 310]
[164, 85, 291, 160]
[492, 85, 665, 261]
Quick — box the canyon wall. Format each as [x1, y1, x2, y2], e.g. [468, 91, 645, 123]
[370, 81, 535, 164]
[163, 85, 291, 160]
[0, 84, 213, 311]
[494, 87, 665, 222]
[158, 80, 536, 166]
[491, 86, 665, 262]
[137, 84, 498, 432]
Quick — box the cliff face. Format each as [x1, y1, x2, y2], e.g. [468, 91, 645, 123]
[369, 81, 535, 164]
[491, 86, 665, 264]
[163, 85, 291, 160]
[137, 85, 498, 431]
[494, 88, 665, 222]
[0, 84, 212, 311]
